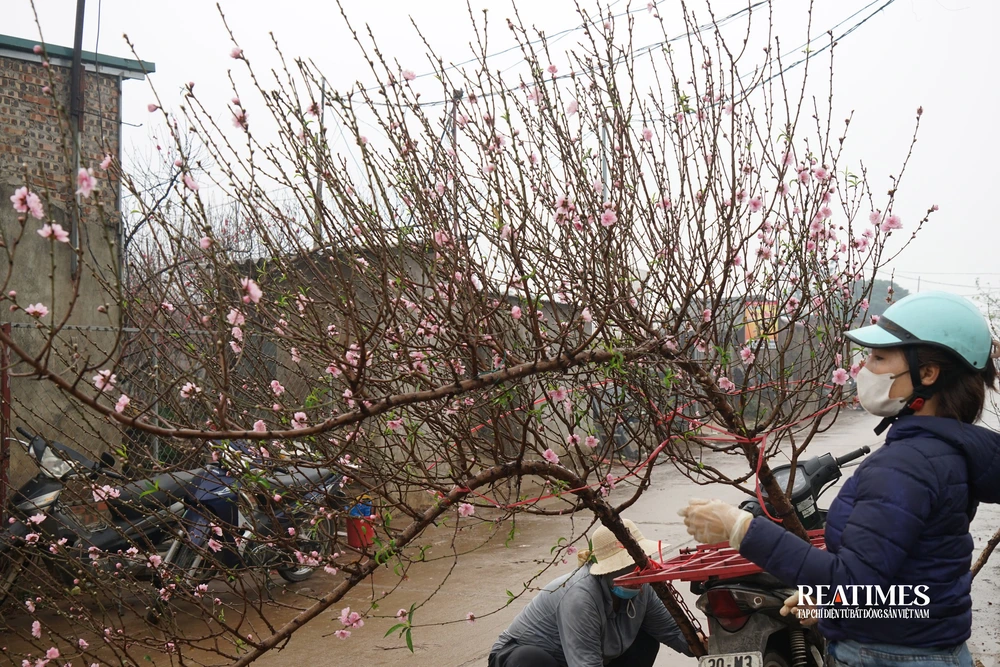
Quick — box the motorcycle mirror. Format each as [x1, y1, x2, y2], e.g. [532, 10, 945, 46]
[100, 452, 117, 468]
[30, 436, 47, 461]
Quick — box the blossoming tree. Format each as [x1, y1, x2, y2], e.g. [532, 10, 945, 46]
[0, 1, 929, 664]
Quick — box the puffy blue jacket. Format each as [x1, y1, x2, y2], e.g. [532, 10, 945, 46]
[739, 415, 1000, 648]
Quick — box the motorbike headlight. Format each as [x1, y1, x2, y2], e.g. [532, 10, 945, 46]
[15, 489, 62, 512]
[39, 447, 75, 479]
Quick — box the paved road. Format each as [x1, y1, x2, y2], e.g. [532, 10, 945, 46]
[8, 410, 999, 666]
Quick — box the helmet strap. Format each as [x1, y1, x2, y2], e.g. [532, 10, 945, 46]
[873, 347, 936, 436]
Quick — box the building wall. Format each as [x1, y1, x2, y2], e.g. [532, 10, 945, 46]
[0, 53, 125, 486]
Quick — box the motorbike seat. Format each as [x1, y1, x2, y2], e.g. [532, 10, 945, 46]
[267, 466, 333, 489]
[108, 469, 202, 519]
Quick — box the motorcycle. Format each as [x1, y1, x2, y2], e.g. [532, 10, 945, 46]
[0, 426, 198, 605]
[155, 440, 346, 601]
[691, 445, 871, 667]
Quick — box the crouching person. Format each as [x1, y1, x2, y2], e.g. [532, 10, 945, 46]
[488, 519, 695, 666]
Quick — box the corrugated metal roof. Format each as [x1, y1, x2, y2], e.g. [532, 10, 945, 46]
[0, 33, 154, 79]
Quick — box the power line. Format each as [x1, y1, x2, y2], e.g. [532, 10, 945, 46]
[894, 271, 1000, 276]
[751, 0, 896, 92]
[893, 274, 998, 290]
[408, 1, 766, 108]
[343, 0, 640, 102]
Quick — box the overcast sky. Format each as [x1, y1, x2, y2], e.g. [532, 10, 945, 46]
[7, 0, 999, 301]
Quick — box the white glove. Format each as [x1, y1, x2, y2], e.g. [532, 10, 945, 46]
[780, 591, 819, 627]
[677, 498, 753, 548]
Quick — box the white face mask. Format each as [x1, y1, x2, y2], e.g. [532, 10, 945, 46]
[855, 366, 908, 417]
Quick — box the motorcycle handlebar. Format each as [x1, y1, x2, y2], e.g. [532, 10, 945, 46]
[835, 446, 871, 467]
[16, 426, 116, 475]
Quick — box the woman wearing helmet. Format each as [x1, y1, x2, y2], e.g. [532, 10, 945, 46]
[679, 291, 1000, 666]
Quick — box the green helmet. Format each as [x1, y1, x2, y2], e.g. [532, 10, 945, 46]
[845, 291, 993, 371]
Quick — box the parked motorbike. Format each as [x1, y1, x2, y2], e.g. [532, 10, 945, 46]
[0, 426, 198, 605]
[692, 445, 871, 667]
[155, 440, 346, 599]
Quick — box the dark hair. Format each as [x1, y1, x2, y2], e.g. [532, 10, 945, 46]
[915, 345, 998, 423]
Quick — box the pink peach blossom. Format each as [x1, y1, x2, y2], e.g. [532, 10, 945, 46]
[232, 108, 248, 131]
[76, 167, 96, 198]
[37, 223, 69, 243]
[92, 369, 116, 392]
[241, 277, 263, 303]
[880, 214, 902, 232]
[180, 382, 201, 399]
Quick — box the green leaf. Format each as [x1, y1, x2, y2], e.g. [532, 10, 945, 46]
[405, 628, 414, 653]
[384, 623, 408, 638]
[139, 479, 161, 498]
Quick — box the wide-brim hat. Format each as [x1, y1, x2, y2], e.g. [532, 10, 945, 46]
[588, 519, 663, 575]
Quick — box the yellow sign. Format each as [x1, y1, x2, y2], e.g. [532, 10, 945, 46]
[745, 301, 779, 343]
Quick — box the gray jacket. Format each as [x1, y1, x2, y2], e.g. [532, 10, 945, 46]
[491, 565, 692, 666]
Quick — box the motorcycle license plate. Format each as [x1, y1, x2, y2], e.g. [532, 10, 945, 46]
[698, 652, 763, 667]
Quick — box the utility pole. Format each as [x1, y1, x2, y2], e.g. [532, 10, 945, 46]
[917, 276, 921, 293]
[313, 82, 326, 249]
[600, 120, 609, 204]
[69, 0, 86, 278]
[450, 88, 463, 239]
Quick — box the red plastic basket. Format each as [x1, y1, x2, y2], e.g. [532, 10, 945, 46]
[614, 529, 826, 586]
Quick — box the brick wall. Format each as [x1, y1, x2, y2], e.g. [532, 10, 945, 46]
[0, 52, 127, 488]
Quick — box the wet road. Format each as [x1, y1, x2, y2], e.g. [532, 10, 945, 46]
[252, 410, 1000, 667]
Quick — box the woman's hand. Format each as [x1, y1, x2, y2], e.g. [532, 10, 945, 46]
[779, 591, 818, 627]
[678, 498, 753, 547]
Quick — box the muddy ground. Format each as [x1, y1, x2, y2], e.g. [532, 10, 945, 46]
[6, 410, 1000, 666]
